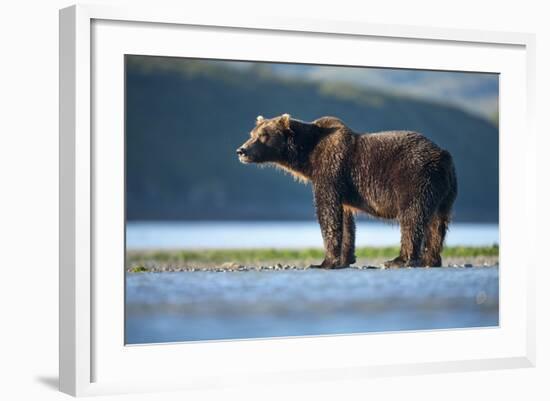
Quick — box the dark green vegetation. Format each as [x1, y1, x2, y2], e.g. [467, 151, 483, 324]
[126, 56, 498, 222]
[129, 265, 149, 273]
[127, 245, 498, 268]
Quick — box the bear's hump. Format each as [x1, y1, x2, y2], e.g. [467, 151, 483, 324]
[312, 116, 348, 130]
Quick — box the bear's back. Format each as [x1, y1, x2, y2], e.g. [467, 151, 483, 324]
[357, 130, 443, 160]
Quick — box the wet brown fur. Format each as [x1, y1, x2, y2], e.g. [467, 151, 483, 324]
[237, 114, 457, 268]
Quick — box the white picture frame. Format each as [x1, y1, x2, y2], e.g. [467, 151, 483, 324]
[59, 4, 536, 397]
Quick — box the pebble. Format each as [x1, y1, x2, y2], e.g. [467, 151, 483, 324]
[449, 264, 460, 268]
[127, 261, 498, 273]
[220, 262, 243, 270]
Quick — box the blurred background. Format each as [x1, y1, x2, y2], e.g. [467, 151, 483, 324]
[125, 55, 499, 250]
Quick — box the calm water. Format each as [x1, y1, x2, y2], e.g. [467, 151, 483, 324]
[126, 267, 499, 344]
[126, 221, 499, 249]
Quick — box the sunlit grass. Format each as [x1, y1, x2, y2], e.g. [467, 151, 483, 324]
[127, 245, 498, 265]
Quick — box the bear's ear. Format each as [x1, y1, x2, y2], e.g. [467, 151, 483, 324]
[256, 115, 264, 125]
[279, 113, 291, 130]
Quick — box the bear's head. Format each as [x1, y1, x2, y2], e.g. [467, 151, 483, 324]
[236, 114, 293, 164]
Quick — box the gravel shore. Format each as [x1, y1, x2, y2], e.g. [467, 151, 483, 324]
[126, 255, 499, 273]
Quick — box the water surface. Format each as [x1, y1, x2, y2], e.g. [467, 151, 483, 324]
[126, 221, 499, 250]
[126, 267, 499, 344]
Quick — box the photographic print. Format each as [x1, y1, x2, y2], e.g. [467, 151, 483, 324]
[124, 55, 499, 344]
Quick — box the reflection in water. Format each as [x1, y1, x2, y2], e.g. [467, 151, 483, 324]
[126, 267, 499, 344]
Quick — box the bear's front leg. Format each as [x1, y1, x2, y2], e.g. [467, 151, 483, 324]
[341, 208, 356, 265]
[310, 183, 345, 269]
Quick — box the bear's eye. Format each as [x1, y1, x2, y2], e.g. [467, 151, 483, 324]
[259, 132, 269, 141]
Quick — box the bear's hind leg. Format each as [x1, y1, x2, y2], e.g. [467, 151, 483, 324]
[400, 216, 426, 267]
[422, 214, 449, 267]
[383, 255, 406, 268]
[385, 208, 428, 268]
[422, 185, 456, 267]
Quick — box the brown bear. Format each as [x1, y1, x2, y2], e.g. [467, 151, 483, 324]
[237, 114, 457, 268]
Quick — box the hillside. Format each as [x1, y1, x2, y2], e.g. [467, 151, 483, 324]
[126, 56, 499, 222]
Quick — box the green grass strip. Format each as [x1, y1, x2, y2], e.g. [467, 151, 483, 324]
[127, 245, 498, 264]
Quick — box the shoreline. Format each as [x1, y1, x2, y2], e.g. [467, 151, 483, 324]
[126, 247, 499, 273]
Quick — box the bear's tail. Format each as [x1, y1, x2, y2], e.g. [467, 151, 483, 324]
[439, 150, 458, 216]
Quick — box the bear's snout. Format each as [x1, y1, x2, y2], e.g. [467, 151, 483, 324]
[237, 146, 253, 164]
